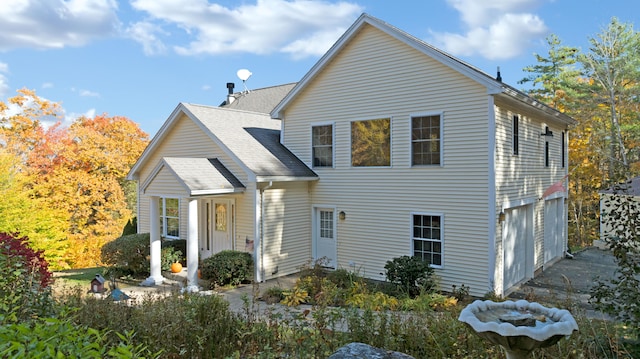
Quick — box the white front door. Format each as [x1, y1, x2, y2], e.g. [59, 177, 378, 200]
[313, 207, 336, 268]
[200, 199, 234, 259]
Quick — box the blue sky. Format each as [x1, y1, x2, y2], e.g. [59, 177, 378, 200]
[0, 0, 638, 136]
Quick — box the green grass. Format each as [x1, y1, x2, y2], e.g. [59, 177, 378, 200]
[54, 267, 105, 286]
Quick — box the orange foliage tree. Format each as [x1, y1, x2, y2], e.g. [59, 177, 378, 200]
[2, 89, 149, 268]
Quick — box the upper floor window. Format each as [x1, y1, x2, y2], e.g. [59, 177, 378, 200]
[544, 126, 550, 168]
[160, 197, 179, 238]
[351, 118, 390, 167]
[412, 214, 443, 267]
[412, 114, 441, 165]
[312, 124, 333, 167]
[512, 115, 519, 156]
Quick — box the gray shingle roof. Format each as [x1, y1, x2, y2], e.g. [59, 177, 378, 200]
[221, 83, 296, 114]
[182, 103, 317, 180]
[162, 157, 245, 196]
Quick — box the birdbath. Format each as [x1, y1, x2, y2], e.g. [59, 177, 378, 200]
[458, 300, 578, 359]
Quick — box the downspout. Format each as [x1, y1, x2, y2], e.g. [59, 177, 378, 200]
[259, 181, 273, 282]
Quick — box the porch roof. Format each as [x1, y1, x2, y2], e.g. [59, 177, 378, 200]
[160, 157, 245, 196]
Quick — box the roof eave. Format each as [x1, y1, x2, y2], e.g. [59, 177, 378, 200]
[497, 88, 577, 127]
[190, 188, 246, 196]
[256, 176, 319, 183]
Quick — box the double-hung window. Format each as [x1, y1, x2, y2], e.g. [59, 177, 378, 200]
[312, 124, 333, 167]
[412, 214, 442, 267]
[411, 114, 441, 165]
[351, 118, 390, 167]
[160, 197, 179, 238]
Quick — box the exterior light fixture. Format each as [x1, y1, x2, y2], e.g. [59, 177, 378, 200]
[498, 211, 505, 223]
[540, 126, 553, 137]
[339, 211, 346, 220]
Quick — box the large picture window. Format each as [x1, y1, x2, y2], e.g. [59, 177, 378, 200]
[412, 214, 442, 267]
[351, 118, 390, 167]
[411, 114, 441, 165]
[312, 124, 333, 167]
[160, 197, 179, 238]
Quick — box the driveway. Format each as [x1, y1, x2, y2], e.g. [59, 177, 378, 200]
[508, 246, 618, 318]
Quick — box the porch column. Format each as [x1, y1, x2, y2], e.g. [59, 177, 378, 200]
[142, 196, 164, 286]
[184, 198, 200, 292]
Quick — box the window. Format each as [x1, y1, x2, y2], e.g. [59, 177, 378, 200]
[312, 124, 333, 167]
[411, 114, 441, 165]
[351, 118, 390, 166]
[160, 198, 179, 238]
[412, 214, 442, 267]
[215, 203, 227, 231]
[512, 115, 519, 156]
[561, 131, 565, 168]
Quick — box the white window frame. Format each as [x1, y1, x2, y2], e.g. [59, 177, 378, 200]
[311, 122, 335, 168]
[410, 212, 444, 268]
[160, 197, 180, 239]
[410, 111, 443, 167]
[349, 116, 392, 168]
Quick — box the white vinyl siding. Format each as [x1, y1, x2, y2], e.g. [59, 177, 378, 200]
[137, 114, 250, 241]
[494, 98, 568, 286]
[261, 182, 312, 280]
[281, 24, 491, 296]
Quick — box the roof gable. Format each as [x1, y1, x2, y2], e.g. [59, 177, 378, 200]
[271, 13, 575, 126]
[128, 103, 316, 183]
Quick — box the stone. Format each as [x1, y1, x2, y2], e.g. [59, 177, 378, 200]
[328, 342, 415, 359]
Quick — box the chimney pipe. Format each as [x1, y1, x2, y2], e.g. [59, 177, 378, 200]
[496, 66, 502, 82]
[226, 82, 235, 104]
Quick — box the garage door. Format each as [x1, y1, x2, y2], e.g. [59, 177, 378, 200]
[503, 205, 533, 291]
[544, 198, 565, 264]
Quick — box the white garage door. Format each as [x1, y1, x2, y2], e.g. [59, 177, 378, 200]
[503, 205, 533, 291]
[544, 198, 565, 264]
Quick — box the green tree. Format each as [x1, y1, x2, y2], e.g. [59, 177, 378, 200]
[519, 34, 582, 110]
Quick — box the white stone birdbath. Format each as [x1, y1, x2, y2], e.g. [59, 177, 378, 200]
[458, 299, 578, 359]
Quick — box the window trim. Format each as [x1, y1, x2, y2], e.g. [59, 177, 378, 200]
[160, 197, 180, 239]
[512, 115, 519, 156]
[349, 116, 392, 168]
[410, 211, 444, 269]
[410, 111, 443, 167]
[311, 121, 335, 168]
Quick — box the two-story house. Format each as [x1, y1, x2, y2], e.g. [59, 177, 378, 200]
[127, 14, 576, 297]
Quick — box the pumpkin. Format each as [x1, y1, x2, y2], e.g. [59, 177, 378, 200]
[170, 262, 183, 273]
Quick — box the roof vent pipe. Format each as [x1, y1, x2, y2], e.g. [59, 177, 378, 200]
[496, 66, 502, 82]
[226, 82, 235, 104]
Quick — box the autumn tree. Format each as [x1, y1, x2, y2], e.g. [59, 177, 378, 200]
[0, 150, 69, 269]
[31, 114, 149, 267]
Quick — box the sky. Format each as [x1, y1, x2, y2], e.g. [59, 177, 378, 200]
[0, 0, 638, 137]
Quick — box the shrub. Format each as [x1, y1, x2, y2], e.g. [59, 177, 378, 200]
[100, 233, 150, 277]
[200, 250, 253, 287]
[161, 239, 186, 262]
[0, 232, 55, 323]
[384, 255, 435, 297]
[161, 246, 183, 272]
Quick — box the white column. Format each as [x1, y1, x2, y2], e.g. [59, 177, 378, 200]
[142, 196, 164, 286]
[184, 198, 200, 292]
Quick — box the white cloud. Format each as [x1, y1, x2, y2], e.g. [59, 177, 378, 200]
[64, 108, 96, 127]
[0, 62, 8, 98]
[0, 0, 120, 50]
[41, 82, 54, 89]
[130, 0, 363, 59]
[126, 21, 168, 55]
[431, 0, 548, 60]
[79, 89, 100, 97]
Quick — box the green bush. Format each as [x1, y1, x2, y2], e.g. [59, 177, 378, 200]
[160, 246, 183, 272]
[0, 318, 156, 358]
[200, 250, 253, 287]
[384, 255, 435, 297]
[100, 233, 150, 277]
